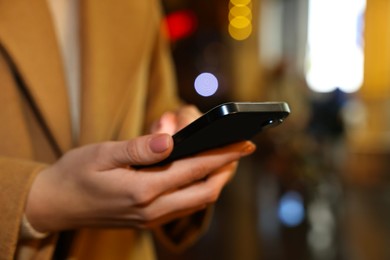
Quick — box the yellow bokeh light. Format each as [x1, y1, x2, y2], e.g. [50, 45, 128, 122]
[228, 22, 252, 40]
[230, 0, 251, 6]
[230, 16, 251, 29]
[228, 0, 252, 41]
[229, 1, 252, 10]
[229, 5, 252, 21]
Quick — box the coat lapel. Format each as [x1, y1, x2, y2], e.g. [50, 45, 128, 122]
[79, 0, 154, 145]
[0, 0, 72, 153]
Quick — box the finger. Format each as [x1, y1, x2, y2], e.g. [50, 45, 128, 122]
[84, 204, 207, 230]
[174, 105, 201, 132]
[136, 141, 255, 197]
[95, 134, 174, 168]
[79, 164, 236, 229]
[132, 162, 237, 225]
[213, 161, 239, 184]
[150, 112, 177, 135]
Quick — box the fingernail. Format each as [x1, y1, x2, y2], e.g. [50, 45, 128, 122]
[241, 142, 256, 156]
[150, 134, 171, 153]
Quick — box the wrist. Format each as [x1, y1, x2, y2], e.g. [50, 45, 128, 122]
[25, 166, 66, 233]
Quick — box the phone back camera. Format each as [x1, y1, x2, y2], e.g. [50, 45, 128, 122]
[262, 118, 283, 130]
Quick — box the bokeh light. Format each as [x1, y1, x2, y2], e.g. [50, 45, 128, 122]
[229, 18, 252, 41]
[230, 0, 251, 6]
[307, 199, 335, 253]
[163, 10, 198, 41]
[228, 0, 253, 41]
[229, 5, 252, 21]
[194, 72, 219, 97]
[278, 191, 305, 227]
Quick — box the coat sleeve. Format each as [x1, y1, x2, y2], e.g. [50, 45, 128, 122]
[153, 207, 215, 252]
[0, 157, 46, 258]
[0, 43, 60, 259]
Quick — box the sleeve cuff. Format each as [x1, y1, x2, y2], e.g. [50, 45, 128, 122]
[19, 214, 49, 240]
[153, 206, 214, 252]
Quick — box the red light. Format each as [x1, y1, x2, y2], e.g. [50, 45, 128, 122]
[163, 10, 198, 41]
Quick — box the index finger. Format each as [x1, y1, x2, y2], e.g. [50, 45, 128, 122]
[135, 141, 255, 197]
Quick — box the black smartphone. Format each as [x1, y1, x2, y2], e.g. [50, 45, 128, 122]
[140, 102, 290, 168]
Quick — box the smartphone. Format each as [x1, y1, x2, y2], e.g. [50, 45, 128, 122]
[139, 102, 290, 168]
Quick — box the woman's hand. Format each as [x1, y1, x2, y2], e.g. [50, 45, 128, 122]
[25, 105, 256, 233]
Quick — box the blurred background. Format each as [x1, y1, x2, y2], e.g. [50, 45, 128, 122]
[155, 0, 390, 259]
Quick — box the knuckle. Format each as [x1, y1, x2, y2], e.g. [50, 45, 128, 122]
[131, 186, 155, 205]
[131, 193, 148, 205]
[126, 141, 144, 164]
[137, 209, 156, 223]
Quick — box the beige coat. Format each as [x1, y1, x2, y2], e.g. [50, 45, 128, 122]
[0, 0, 209, 259]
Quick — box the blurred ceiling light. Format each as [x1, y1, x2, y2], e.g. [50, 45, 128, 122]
[305, 0, 366, 93]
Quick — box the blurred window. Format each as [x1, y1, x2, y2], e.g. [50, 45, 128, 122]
[305, 0, 366, 93]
